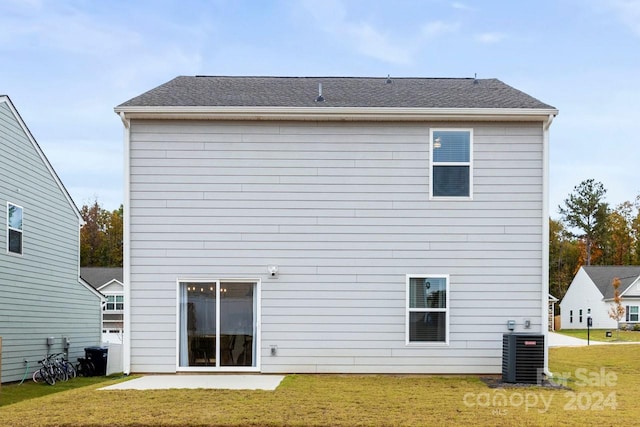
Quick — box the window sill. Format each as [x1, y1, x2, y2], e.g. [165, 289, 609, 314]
[429, 196, 473, 201]
[405, 341, 450, 347]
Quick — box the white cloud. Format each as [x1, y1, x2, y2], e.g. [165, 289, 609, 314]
[0, 2, 141, 55]
[451, 2, 474, 11]
[606, 0, 640, 36]
[474, 32, 506, 44]
[300, 0, 412, 64]
[421, 21, 460, 38]
[42, 138, 123, 210]
[344, 22, 412, 64]
[300, 0, 460, 65]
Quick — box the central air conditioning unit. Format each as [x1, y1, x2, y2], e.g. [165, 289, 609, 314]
[502, 334, 544, 384]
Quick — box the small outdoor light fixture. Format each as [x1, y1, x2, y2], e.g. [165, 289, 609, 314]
[507, 320, 516, 331]
[268, 265, 279, 278]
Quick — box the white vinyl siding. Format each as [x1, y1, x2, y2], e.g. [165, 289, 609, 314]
[127, 119, 544, 374]
[560, 267, 621, 329]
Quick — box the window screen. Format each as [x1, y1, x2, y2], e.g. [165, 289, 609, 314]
[407, 276, 448, 343]
[431, 130, 472, 198]
[8, 203, 23, 255]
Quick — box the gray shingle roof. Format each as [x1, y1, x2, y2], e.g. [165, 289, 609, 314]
[582, 266, 640, 299]
[80, 267, 123, 290]
[118, 76, 555, 110]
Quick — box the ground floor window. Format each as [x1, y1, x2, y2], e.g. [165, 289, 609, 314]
[178, 280, 259, 369]
[406, 275, 449, 344]
[627, 305, 639, 322]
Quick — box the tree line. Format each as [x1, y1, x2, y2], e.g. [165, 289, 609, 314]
[80, 201, 123, 267]
[550, 178, 640, 301]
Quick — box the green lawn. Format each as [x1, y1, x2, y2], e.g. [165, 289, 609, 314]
[0, 375, 132, 408]
[556, 328, 640, 342]
[1, 345, 638, 426]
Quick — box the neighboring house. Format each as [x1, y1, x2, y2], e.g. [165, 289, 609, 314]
[0, 95, 103, 383]
[549, 294, 559, 331]
[81, 267, 124, 344]
[115, 76, 557, 375]
[560, 266, 640, 330]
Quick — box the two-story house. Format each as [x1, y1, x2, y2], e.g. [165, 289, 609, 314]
[0, 95, 103, 383]
[115, 76, 557, 375]
[81, 267, 125, 343]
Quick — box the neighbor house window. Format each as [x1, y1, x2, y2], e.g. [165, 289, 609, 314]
[104, 295, 124, 311]
[627, 306, 639, 322]
[569, 310, 573, 323]
[430, 129, 472, 198]
[7, 203, 23, 255]
[406, 275, 449, 344]
[579, 309, 583, 323]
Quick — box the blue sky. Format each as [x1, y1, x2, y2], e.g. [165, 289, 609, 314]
[1, 0, 639, 215]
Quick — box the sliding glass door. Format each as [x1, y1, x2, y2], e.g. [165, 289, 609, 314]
[178, 280, 258, 370]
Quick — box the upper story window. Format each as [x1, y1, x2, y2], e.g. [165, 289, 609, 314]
[406, 275, 449, 344]
[104, 295, 124, 311]
[7, 203, 23, 255]
[430, 129, 473, 199]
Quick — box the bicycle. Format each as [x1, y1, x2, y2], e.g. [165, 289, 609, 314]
[32, 355, 59, 385]
[55, 353, 77, 379]
[32, 353, 72, 385]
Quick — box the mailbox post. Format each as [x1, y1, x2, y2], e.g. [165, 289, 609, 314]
[587, 316, 593, 345]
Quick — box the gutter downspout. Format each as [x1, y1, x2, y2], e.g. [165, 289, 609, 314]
[542, 113, 555, 378]
[119, 112, 131, 375]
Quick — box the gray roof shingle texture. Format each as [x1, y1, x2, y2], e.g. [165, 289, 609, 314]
[118, 76, 555, 110]
[583, 266, 640, 299]
[81, 267, 123, 290]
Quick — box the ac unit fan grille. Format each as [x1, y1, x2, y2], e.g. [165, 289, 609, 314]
[502, 334, 544, 384]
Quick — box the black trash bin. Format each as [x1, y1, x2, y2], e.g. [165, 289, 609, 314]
[84, 346, 108, 376]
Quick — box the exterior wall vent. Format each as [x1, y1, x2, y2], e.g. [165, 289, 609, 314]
[315, 83, 324, 102]
[502, 333, 544, 384]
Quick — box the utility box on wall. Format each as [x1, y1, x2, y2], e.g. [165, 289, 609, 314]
[502, 334, 544, 384]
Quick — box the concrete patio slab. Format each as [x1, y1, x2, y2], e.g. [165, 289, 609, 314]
[99, 374, 285, 391]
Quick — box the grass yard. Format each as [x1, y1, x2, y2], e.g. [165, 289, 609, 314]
[1, 345, 638, 426]
[0, 375, 133, 408]
[556, 329, 640, 342]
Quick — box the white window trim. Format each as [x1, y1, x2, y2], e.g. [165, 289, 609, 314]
[104, 294, 124, 311]
[429, 128, 473, 200]
[629, 305, 639, 322]
[7, 202, 24, 256]
[175, 278, 261, 373]
[405, 274, 450, 346]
